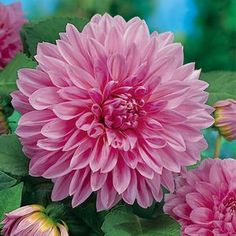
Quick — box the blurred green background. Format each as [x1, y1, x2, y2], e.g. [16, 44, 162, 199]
[1, 0, 236, 157]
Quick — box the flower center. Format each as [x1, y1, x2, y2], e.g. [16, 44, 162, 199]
[102, 93, 145, 130]
[223, 191, 236, 215]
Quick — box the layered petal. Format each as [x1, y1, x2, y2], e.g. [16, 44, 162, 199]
[164, 158, 236, 235]
[0, 3, 26, 69]
[12, 13, 214, 211]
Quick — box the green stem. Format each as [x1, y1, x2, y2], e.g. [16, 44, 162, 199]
[214, 133, 222, 158]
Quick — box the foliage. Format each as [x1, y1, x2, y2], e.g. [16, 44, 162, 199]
[201, 71, 236, 105]
[0, 183, 23, 221]
[0, 171, 17, 190]
[0, 54, 36, 98]
[7, 111, 21, 133]
[0, 134, 29, 176]
[55, 0, 155, 21]
[74, 200, 107, 235]
[101, 206, 180, 236]
[21, 17, 88, 57]
[184, 0, 236, 72]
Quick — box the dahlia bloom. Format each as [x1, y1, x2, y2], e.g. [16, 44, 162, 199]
[164, 158, 236, 235]
[214, 99, 236, 141]
[12, 14, 214, 210]
[1, 205, 68, 236]
[0, 2, 27, 69]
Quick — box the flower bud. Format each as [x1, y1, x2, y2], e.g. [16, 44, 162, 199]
[214, 99, 236, 141]
[1, 204, 68, 236]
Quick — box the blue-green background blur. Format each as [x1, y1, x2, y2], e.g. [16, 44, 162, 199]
[1, 0, 236, 157]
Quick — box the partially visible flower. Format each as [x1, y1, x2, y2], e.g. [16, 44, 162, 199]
[0, 106, 9, 135]
[214, 99, 236, 141]
[0, 2, 27, 69]
[1, 204, 68, 236]
[12, 14, 214, 211]
[164, 158, 236, 236]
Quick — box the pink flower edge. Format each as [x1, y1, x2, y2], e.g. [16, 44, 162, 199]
[164, 158, 236, 236]
[0, 2, 27, 69]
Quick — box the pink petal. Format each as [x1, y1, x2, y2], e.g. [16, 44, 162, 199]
[41, 119, 73, 139]
[161, 169, 175, 192]
[107, 54, 127, 81]
[122, 170, 137, 204]
[172, 203, 191, 220]
[53, 101, 87, 120]
[29, 87, 63, 110]
[136, 176, 152, 208]
[190, 207, 214, 224]
[91, 172, 107, 191]
[113, 159, 131, 194]
[186, 192, 207, 209]
[51, 173, 73, 201]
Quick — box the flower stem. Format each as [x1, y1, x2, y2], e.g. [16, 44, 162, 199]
[214, 133, 222, 158]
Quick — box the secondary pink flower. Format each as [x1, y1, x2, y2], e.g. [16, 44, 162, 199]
[0, 2, 27, 69]
[214, 99, 236, 141]
[1, 205, 68, 236]
[12, 14, 214, 211]
[164, 158, 236, 236]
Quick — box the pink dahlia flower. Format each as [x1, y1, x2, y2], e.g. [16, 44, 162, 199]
[1, 205, 68, 236]
[0, 2, 27, 69]
[164, 158, 236, 236]
[12, 14, 214, 210]
[214, 99, 236, 141]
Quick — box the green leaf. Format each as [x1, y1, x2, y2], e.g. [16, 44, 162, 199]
[22, 179, 53, 206]
[74, 199, 106, 236]
[0, 171, 17, 190]
[66, 218, 90, 236]
[0, 96, 14, 121]
[0, 53, 37, 97]
[0, 183, 23, 221]
[132, 202, 162, 219]
[102, 206, 180, 236]
[7, 111, 21, 133]
[21, 17, 88, 57]
[141, 215, 181, 236]
[0, 134, 29, 176]
[201, 71, 236, 105]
